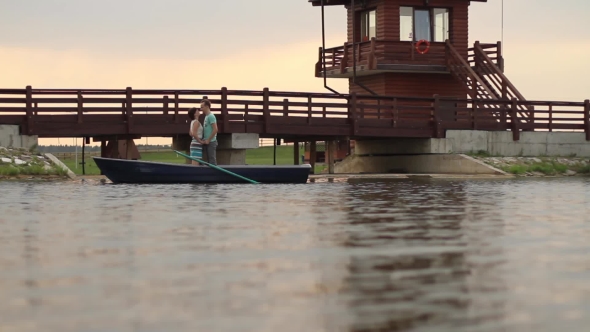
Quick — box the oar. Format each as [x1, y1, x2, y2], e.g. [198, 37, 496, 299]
[173, 150, 260, 184]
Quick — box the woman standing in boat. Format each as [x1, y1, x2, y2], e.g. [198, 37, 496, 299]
[188, 107, 204, 165]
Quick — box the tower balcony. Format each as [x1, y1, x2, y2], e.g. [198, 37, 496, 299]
[315, 38, 503, 78]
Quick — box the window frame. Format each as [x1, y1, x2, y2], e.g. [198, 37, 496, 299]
[399, 6, 452, 43]
[356, 8, 377, 42]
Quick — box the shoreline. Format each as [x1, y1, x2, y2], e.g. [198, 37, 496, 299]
[75, 171, 585, 185]
[0, 146, 71, 180]
[3, 147, 589, 182]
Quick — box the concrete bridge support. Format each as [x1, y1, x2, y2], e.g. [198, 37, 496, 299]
[0, 125, 38, 150]
[216, 133, 259, 165]
[334, 130, 590, 175]
[101, 139, 141, 160]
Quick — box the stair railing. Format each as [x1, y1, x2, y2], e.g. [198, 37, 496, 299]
[473, 41, 533, 122]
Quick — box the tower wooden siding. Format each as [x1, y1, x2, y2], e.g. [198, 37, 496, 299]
[345, 0, 471, 99]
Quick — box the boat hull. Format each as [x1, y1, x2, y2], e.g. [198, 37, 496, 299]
[92, 157, 311, 184]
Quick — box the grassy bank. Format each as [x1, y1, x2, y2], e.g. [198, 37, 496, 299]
[467, 151, 590, 176]
[0, 147, 69, 178]
[59, 146, 327, 175]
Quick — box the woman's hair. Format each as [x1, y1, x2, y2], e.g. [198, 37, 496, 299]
[187, 107, 198, 120]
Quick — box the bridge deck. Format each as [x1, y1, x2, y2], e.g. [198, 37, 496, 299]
[0, 87, 589, 141]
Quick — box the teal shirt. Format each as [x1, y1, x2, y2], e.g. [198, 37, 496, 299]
[203, 113, 217, 142]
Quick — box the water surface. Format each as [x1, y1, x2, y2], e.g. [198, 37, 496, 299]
[1, 177, 590, 332]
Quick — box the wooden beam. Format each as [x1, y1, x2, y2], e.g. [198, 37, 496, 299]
[293, 141, 300, 165]
[327, 141, 335, 174]
[309, 141, 317, 174]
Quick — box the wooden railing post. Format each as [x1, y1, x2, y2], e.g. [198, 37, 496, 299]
[369, 37, 377, 70]
[263, 87, 270, 133]
[392, 98, 398, 128]
[307, 95, 312, 124]
[174, 91, 179, 123]
[77, 90, 83, 124]
[283, 98, 289, 116]
[474, 41, 480, 72]
[501, 100, 507, 128]
[511, 98, 520, 141]
[221, 87, 228, 132]
[433, 94, 442, 138]
[126, 87, 133, 134]
[548, 102, 553, 132]
[316, 47, 323, 77]
[244, 103, 249, 132]
[584, 99, 590, 141]
[25, 85, 33, 134]
[163, 95, 169, 115]
[497, 41, 504, 72]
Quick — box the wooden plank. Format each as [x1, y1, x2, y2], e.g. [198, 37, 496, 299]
[293, 141, 300, 165]
[327, 141, 334, 174]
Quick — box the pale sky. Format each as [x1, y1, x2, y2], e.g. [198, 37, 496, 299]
[1, 0, 588, 146]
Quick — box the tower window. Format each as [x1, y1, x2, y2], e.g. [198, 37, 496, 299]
[400, 6, 449, 42]
[359, 9, 376, 41]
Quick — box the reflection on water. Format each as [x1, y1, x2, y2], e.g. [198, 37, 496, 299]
[1, 177, 590, 332]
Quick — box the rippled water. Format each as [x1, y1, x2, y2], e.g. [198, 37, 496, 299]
[1, 177, 590, 332]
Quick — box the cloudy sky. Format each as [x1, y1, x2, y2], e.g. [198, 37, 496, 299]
[1, 0, 588, 145]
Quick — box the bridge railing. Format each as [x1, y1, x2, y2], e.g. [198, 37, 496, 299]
[0, 87, 588, 140]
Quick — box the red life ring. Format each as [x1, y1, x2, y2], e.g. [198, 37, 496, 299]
[415, 39, 430, 55]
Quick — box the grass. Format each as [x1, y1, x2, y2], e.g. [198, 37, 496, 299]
[0, 162, 68, 177]
[59, 146, 327, 175]
[500, 161, 574, 176]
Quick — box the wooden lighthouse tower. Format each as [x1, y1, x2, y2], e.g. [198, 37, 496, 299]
[310, 0, 529, 108]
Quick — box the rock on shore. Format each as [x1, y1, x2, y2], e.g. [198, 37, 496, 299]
[0, 146, 68, 179]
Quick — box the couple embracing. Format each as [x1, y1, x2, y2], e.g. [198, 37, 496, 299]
[188, 99, 218, 165]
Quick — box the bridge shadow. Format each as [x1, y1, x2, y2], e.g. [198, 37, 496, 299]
[332, 178, 508, 332]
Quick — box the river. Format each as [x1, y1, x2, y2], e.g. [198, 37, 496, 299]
[1, 177, 589, 332]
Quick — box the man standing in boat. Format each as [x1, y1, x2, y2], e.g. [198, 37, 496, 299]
[201, 99, 218, 165]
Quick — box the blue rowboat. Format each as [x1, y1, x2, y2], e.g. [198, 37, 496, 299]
[92, 157, 311, 184]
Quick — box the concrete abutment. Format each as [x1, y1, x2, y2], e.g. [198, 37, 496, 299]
[335, 130, 590, 175]
[0, 125, 38, 150]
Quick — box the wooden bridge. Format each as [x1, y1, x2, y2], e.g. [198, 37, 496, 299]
[0, 86, 589, 141]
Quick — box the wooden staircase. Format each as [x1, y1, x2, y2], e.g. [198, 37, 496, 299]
[446, 40, 533, 125]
